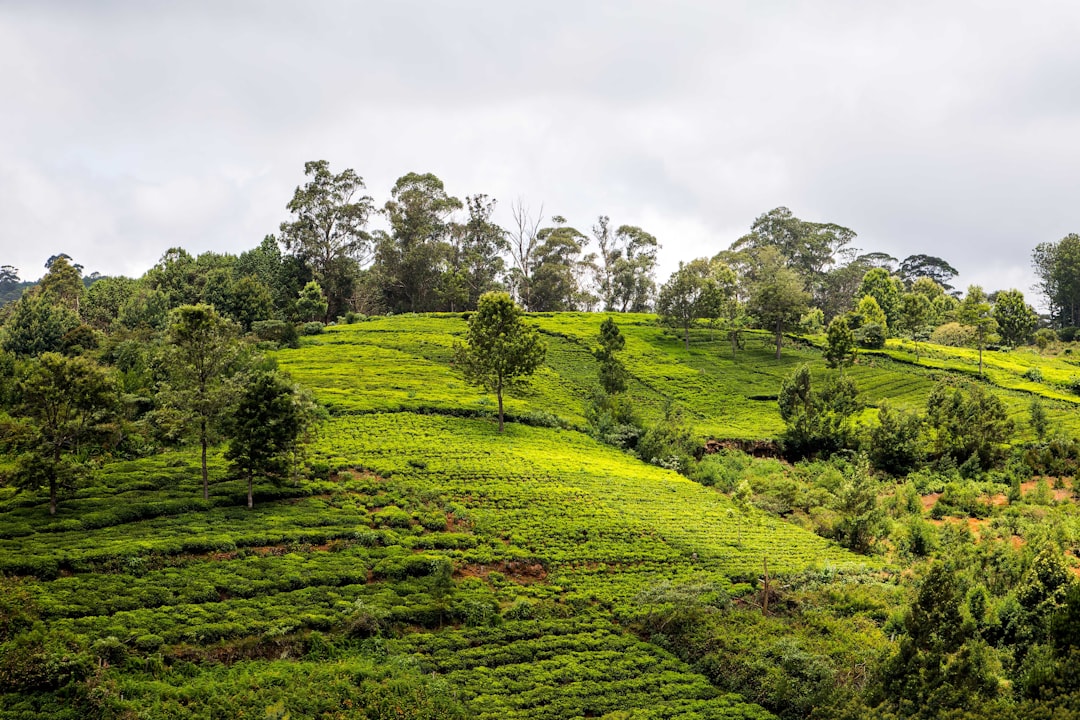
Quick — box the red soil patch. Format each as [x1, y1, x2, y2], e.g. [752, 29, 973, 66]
[454, 559, 547, 584]
[445, 512, 472, 532]
[1020, 478, 1074, 502]
[921, 493, 941, 512]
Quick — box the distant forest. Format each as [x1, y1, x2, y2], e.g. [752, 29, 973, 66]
[4, 159, 1080, 349]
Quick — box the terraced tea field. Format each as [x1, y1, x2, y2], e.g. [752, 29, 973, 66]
[5, 311, 1078, 718]
[280, 313, 1080, 441]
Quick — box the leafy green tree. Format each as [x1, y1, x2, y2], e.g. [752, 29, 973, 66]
[378, 172, 463, 313]
[636, 402, 697, 472]
[1034, 327, 1057, 354]
[910, 276, 956, 326]
[226, 369, 314, 509]
[454, 292, 546, 432]
[1033, 234, 1080, 328]
[832, 454, 885, 553]
[37, 255, 84, 313]
[595, 317, 628, 394]
[117, 286, 170, 332]
[958, 285, 997, 376]
[237, 235, 306, 318]
[851, 295, 888, 348]
[823, 315, 857, 370]
[163, 304, 241, 499]
[881, 563, 1002, 717]
[0, 265, 21, 305]
[898, 254, 959, 292]
[856, 267, 903, 331]
[729, 207, 856, 299]
[1, 292, 79, 358]
[279, 160, 374, 320]
[81, 275, 136, 331]
[1030, 396, 1049, 442]
[866, 401, 925, 475]
[993, 289, 1038, 347]
[896, 291, 933, 359]
[5, 353, 117, 515]
[221, 275, 274, 331]
[926, 381, 1013, 469]
[817, 255, 876, 322]
[295, 281, 329, 323]
[778, 364, 861, 458]
[591, 216, 659, 312]
[746, 247, 811, 359]
[143, 247, 202, 307]
[657, 258, 733, 350]
[527, 217, 589, 311]
[439, 194, 507, 311]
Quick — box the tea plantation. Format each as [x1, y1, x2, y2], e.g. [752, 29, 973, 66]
[3, 312, 1080, 718]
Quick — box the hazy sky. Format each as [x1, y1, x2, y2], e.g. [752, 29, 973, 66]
[3, 1, 1079, 301]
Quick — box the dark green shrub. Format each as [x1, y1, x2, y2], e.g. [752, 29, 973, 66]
[1059, 326, 1078, 342]
[133, 634, 164, 653]
[856, 323, 886, 349]
[301, 321, 325, 335]
[252, 320, 300, 348]
[373, 506, 412, 528]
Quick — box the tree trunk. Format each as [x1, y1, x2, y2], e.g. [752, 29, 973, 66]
[730, 332, 737, 359]
[49, 478, 57, 516]
[247, 472, 253, 509]
[979, 344, 984, 376]
[497, 386, 505, 433]
[684, 324, 690, 350]
[775, 319, 783, 360]
[762, 556, 770, 616]
[201, 419, 209, 501]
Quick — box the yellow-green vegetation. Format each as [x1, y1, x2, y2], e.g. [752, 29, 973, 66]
[9, 311, 1080, 719]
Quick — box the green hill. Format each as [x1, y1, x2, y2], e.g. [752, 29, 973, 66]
[3, 311, 1079, 718]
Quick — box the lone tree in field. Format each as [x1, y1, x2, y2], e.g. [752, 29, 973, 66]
[226, 369, 314, 509]
[455, 291, 546, 432]
[8, 353, 117, 515]
[595, 316, 628, 394]
[164, 304, 240, 500]
[823, 315, 857, 371]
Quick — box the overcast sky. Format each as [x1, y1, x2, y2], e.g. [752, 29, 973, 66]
[2, 1, 1079, 301]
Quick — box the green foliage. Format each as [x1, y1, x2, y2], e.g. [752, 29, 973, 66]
[866, 401, 924, 475]
[931, 321, 977, 347]
[777, 365, 861, 459]
[1034, 327, 1057, 352]
[746, 248, 811, 359]
[279, 160, 374, 320]
[5, 352, 117, 515]
[636, 403, 697, 472]
[1, 292, 80, 357]
[1029, 396, 1049, 441]
[829, 454, 885, 554]
[295, 280, 329, 323]
[926, 381, 1014, 470]
[994, 289, 1038, 346]
[454, 292, 546, 432]
[823, 316, 856, 370]
[252, 320, 300, 349]
[656, 258, 736, 350]
[855, 322, 885, 350]
[959, 285, 998, 375]
[595, 316, 628, 394]
[162, 304, 242, 499]
[856, 267, 903, 330]
[225, 370, 314, 508]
